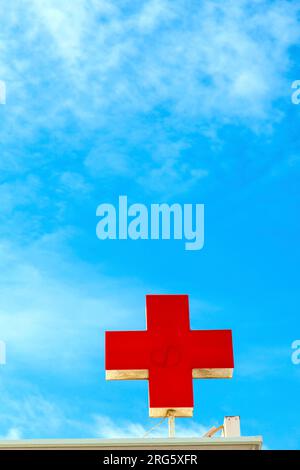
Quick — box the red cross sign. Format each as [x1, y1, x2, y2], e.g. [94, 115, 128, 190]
[105, 295, 234, 417]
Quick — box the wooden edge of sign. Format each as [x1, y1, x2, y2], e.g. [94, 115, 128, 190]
[106, 368, 234, 380]
[106, 370, 149, 380]
[192, 368, 234, 379]
[149, 407, 193, 418]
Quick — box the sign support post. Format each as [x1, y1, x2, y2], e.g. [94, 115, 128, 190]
[168, 415, 176, 438]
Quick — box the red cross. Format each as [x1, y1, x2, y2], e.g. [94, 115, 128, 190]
[105, 295, 234, 417]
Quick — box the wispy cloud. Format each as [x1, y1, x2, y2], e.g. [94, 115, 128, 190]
[0, 379, 81, 439]
[93, 414, 208, 439]
[237, 346, 290, 379]
[0, 0, 299, 192]
[0, 428, 22, 440]
[0, 1, 299, 448]
[0, 378, 209, 440]
[0, 234, 149, 375]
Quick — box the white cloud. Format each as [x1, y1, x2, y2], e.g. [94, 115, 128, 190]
[0, 175, 41, 215]
[85, 145, 132, 177]
[93, 414, 208, 439]
[0, 381, 80, 439]
[0, 0, 299, 192]
[0, 428, 22, 440]
[237, 346, 289, 379]
[0, 235, 148, 376]
[0, 381, 209, 440]
[59, 171, 92, 194]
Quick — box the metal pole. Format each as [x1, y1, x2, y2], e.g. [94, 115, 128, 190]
[168, 415, 175, 438]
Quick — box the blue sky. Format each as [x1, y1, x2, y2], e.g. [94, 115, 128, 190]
[0, 0, 300, 449]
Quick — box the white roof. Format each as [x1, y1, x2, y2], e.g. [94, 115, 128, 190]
[0, 436, 262, 450]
